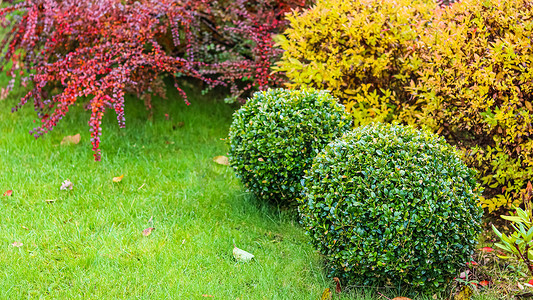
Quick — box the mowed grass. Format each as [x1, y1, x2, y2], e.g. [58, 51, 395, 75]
[0, 84, 333, 299]
[0, 82, 501, 300]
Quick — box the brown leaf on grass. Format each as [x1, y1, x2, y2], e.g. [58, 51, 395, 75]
[213, 156, 229, 166]
[112, 175, 124, 183]
[142, 227, 155, 236]
[60, 133, 81, 145]
[3, 190, 13, 197]
[201, 295, 214, 298]
[11, 241, 23, 247]
[333, 277, 341, 293]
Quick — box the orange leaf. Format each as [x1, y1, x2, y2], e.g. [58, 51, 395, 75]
[479, 280, 490, 287]
[3, 190, 12, 197]
[142, 227, 155, 236]
[60, 133, 81, 145]
[333, 277, 341, 293]
[112, 175, 124, 183]
[480, 247, 494, 252]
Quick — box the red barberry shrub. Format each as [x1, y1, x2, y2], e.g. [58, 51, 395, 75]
[0, 0, 305, 160]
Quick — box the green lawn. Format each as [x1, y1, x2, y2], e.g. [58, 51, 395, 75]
[0, 83, 502, 299]
[0, 84, 330, 299]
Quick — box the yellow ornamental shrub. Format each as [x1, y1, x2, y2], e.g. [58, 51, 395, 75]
[413, 0, 533, 212]
[274, 0, 436, 126]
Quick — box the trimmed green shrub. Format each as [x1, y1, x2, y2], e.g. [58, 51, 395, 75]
[299, 123, 483, 291]
[228, 88, 351, 205]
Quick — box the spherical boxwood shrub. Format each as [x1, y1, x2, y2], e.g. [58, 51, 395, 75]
[228, 88, 351, 205]
[299, 123, 483, 291]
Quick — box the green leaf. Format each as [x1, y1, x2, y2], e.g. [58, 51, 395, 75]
[501, 215, 525, 223]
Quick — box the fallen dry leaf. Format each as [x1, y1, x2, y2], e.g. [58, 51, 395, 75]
[233, 243, 254, 262]
[459, 270, 470, 279]
[213, 156, 229, 166]
[142, 227, 155, 236]
[60, 133, 81, 145]
[3, 190, 13, 197]
[320, 288, 332, 300]
[11, 241, 23, 247]
[479, 280, 490, 287]
[112, 175, 124, 183]
[333, 277, 341, 294]
[60, 180, 73, 190]
[518, 282, 525, 290]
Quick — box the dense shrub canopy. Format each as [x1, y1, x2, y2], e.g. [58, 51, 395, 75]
[274, 0, 436, 126]
[0, 0, 305, 160]
[228, 88, 351, 205]
[299, 124, 483, 291]
[277, 0, 533, 212]
[413, 0, 533, 211]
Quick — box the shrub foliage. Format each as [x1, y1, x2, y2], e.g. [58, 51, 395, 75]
[0, 0, 305, 160]
[413, 0, 533, 212]
[299, 124, 483, 291]
[278, 0, 533, 211]
[274, 0, 435, 126]
[228, 88, 351, 205]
